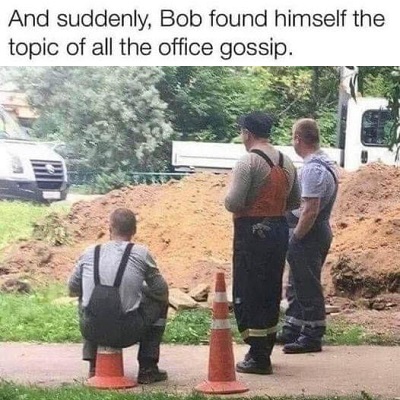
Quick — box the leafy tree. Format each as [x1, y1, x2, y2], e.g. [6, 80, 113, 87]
[251, 67, 338, 145]
[158, 66, 340, 145]
[158, 67, 269, 142]
[9, 66, 400, 183]
[385, 69, 400, 158]
[14, 67, 173, 183]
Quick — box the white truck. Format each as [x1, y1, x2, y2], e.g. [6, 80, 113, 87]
[172, 96, 397, 173]
[0, 105, 69, 202]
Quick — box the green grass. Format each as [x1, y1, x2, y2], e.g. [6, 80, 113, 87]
[0, 285, 398, 345]
[0, 284, 79, 342]
[325, 319, 367, 345]
[165, 310, 242, 344]
[0, 202, 397, 347]
[0, 201, 70, 252]
[164, 308, 212, 344]
[0, 382, 379, 400]
[326, 317, 400, 346]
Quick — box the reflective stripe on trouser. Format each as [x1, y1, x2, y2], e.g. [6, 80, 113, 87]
[233, 217, 288, 362]
[284, 222, 332, 341]
[82, 294, 168, 363]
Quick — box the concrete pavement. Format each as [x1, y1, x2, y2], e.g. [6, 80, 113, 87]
[1, 343, 399, 397]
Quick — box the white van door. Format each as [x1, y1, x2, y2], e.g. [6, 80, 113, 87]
[344, 98, 399, 171]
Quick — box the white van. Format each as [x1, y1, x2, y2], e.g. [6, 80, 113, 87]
[171, 97, 399, 172]
[0, 106, 68, 202]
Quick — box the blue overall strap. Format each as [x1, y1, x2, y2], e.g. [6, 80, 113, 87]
[308, 159, 338, 185]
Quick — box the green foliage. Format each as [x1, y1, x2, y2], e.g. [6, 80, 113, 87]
[14, 67, 173, 180]
[93, 170, 132, 194]
[8, 66, 400, 175]
[358, 67, 395, 98]
[316, 107, 338, 147]
[158, 66, 340, 146]
[158, 66, 264, 142]
[32, 212, 71, 246]
[163, 309, 242, 345]
[270, 116, 294, 145]
[326, 317, 400, 346]
[387, 70, 400, 157]
[325, 320, 366, 345]
[164, 309, 211, 344]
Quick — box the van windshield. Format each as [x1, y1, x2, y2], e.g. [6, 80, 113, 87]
[0, 108, 30, 140]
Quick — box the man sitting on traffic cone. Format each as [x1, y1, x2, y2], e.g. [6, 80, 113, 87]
[68, 208, 168, 384]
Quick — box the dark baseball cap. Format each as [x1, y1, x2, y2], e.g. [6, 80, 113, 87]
[238, 112, 274, 138]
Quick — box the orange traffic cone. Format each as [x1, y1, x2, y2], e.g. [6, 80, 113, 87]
[195, 272, 249, 394]
[86, 347, 137, 389]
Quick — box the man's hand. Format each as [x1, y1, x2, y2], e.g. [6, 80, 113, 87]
[292, 197, 320, 240]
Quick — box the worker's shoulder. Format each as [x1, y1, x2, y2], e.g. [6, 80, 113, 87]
[80, 244, 96, 258]
[280, 151, 294, 164]
[237, 152, 253, 164]
[131, 242, 150, 254]
[280, 152, 296, 171]
[303, 153, 338, 174]
[131, 243, 155, 261]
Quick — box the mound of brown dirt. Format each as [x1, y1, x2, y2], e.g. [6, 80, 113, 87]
[2, 174, 232, 288]
[1, 163, 400, 298]
[333, 163, 400, 219]
[329, 163, 400, 297]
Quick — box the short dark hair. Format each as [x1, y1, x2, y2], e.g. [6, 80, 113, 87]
[293, 118, 320, 146]
[238, 112, 274, 138]
[109, 208, 137, 237]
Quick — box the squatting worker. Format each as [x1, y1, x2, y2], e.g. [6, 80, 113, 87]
[225, 111, 300, 375]
[278, 118, 338, 354]
[68, 208, 169, 384]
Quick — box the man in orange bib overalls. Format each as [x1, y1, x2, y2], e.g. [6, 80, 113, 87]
[225, 112, 300, 374]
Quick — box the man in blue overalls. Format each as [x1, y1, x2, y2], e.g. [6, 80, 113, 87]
[279, 118, 338, 353]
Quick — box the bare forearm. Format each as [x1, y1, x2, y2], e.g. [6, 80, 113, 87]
[293, 210, 318, 239]
[225, 160, 251, 213]
[286, 182, 301, 211]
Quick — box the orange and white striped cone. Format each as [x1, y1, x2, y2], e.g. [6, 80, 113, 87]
[86, 347, 137, 389]
[195, 272, 249, 394]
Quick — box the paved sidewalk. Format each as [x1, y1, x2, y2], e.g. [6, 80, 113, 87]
[1, 343, 399, 398]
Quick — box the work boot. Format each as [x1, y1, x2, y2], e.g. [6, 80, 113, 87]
[275, 330, 300, 345]
[283, 340, 322, 354]
[236, 357, 273, 375]
[88, 360, 96, 378]
[138, 365, 168, 384]
[244, 351, 251, 361]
